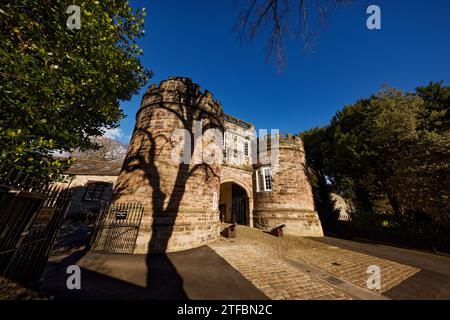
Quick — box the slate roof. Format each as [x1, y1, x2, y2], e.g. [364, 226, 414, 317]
[67, 159, 122, 176]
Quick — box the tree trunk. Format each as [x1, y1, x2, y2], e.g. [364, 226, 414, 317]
[386, 189, 402, 216]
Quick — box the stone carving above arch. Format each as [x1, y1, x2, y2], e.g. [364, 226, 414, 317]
[220, 166, 253, 200]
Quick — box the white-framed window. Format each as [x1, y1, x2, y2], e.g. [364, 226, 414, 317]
[244, 138, 249, 156]
[256, 167, 272, 192]
[223, 132, 227, 150]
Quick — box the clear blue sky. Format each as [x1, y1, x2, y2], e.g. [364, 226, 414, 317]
[115, 0, 450, 143]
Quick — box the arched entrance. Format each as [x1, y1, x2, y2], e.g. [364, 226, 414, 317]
[219, 182, 249, 225]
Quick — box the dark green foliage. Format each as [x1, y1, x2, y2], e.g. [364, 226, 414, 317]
[0, 1, 152, 179]
[300, 83, 450, 241]
[300, 127, 340, 227]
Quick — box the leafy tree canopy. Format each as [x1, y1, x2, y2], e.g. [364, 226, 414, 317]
[300, 83, 450, 224]
[0, 0, 152, 180]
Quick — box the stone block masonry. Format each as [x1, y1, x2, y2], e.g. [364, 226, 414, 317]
[111, 77, 324, 253]
[253, 135, 323, 237]
[113, 77, 223, 253]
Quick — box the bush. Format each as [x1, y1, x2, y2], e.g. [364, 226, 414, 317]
[329, 210, 450, 253]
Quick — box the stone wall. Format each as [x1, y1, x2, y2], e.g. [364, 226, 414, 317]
[114, 77, 224, 253]
[223, 114, 255, 166]
[105, 77, 323, 254]
[253, 135, 324, 237]
[55, 175, 117, 218]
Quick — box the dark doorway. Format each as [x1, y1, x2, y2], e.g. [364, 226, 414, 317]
[219, 204, 226, 223]
[232, 184, 247, 225]
[219, 182, 249, 225]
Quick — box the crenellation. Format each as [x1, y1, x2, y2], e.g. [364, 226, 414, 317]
[110, 77, 322, 253]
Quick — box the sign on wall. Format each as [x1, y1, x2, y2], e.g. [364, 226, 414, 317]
[212, 192, 218, 211]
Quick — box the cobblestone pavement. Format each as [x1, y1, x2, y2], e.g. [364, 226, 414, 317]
[209, 241, 351, 300]
[0, 276, 49, 300]
[208, 226, 420, 299]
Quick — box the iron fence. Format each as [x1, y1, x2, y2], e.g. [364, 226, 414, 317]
[0, 169, 72, 286]
[90, 202, 144, 254]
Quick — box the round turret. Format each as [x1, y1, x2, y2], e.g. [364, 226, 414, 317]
[253, 134, 323, 236]
[114, 77, 224, 253]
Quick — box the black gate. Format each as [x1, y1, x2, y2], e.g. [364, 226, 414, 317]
[90, 203, 144, 254]
[0, 170, 72, 286]
[232, 184, 247, 225]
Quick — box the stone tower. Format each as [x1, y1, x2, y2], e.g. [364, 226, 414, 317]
[114, 77, 224, 253]
[253, 134, 323, 237]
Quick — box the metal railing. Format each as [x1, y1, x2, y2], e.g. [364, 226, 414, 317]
[90, 202, 144, 254]
[0, 169, 72, 286]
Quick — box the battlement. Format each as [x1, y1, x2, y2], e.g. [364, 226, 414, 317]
[257, 133, 304, 152]
[279, 133, 304, 150]
[140, 77, 223, 118]
[223, 113, 254, 130]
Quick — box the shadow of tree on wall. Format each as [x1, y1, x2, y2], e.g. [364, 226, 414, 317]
[113, 78, 223, 297]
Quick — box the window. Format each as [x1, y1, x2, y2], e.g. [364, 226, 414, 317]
[223, 132, 227, 150]
[244, 138, 249, 156]
[256, 167, 272, 192]
[263, 168, 273, 190]
[84, 183, 106, 201]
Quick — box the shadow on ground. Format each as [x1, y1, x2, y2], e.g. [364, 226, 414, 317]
[41, 245, 267, 300]
[51, 222, 94, 256]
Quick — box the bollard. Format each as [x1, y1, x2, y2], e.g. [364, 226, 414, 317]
[225, 223, 237, 238]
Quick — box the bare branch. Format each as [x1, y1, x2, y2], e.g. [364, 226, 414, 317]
[73, 136, 128, 162]
[235, 0, 355, 69]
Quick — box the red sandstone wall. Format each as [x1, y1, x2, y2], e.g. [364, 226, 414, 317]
[253, 136, 324, 237]
[114, 77, 224, 253]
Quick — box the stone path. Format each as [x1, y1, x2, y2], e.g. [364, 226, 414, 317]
[39, 222, 439, 300]
[209, 241, 351, 300]
[0, 276, 49, 300]
[208, 226, 420, 300]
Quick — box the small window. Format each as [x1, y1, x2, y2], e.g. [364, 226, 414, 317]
[264, 168, 272, 190]
[84, 183, 106, 201]
[223, 132, 227, 150]
[256, 167, 272, 192]
[244, 138, 249, 156]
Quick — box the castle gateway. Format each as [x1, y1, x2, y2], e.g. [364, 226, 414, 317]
[112, 77, 323, 253]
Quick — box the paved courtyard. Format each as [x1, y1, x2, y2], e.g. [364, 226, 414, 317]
[40, 223, 450, 300]
[209, 226, 421, 300]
